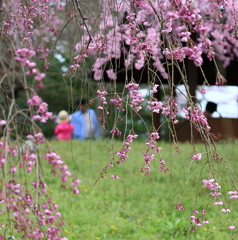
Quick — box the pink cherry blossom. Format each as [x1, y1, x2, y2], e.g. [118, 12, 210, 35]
[0, 120, 6, 126]
[200, 88, 206, 94]
[221, 209, 231, 213]
[214, 201, 223, 205]
[111, 175, 119, 179]
[190, 153, 202, 161]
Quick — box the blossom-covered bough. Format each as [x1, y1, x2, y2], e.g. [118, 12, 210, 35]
[0, 0, 238, 238]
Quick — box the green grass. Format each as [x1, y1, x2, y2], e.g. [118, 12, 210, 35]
[36, 139, 238, 240]
[2, 139, 238, 239]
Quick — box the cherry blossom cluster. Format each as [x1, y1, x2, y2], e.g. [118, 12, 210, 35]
[37, 46, 49, 60]
[14, 48, 46, 88]
[141, 151, 153, 176]
[111, 175, 119, 179]
[4, 188, 67, 239]
[3, 0, 64, 41]
[124, 12, 153, 70]
[28, 95, 52, 123]
[69, 61, 80, 74]
[162, 97, 179, 124]
[97, 89, 109, 128]
[2, 20, 13, 34]
[0, 135, 79, 238]
[43, 152, 72, 184]
[15, 48, 36, 67]
[190, 209, 209, 229]
[79, 0, 238, 82]
[43, 151, 81, 193]
[163, 47, 186, 62]
[159, 159, 169, 173]
[75, 36, 106, 56]
[106, 69, 117, 80]
[145, 132, 161, 151]
[26, 132, 45, 145]
[196, 179, 237, 230]
[15, 48, 44, 80]
[1, 1, 77, 239]
[36, 46, 50, 70]
[2, 0, 66, 93]
[71, 179, 81, 194]
[125, 82, 144, 112]
[190, 153, 202, 161]
[70, 50, 89, 73]
[0, 139, 18, 169]
[151, 84, 159, 93]
[74, 50, 88, 63]
[110, 127, 122, 136]
[216, 72, 227, 85]
[95, 158, 120, 183]
[147, 99, 163, 114]
[163, 46, 203, 66]
[203, 179, 226, 207]
[203, 179, 221, 195]
[115, 133, 138, 165]
[88, 37, 107, 54]
[176, 203, 184, 211]
[110, 95, 125, 111]
[31, 179, 47, 195]
[92, 58, 108, 80]
[140, 132, 166, 175]
[228, 190, 238, 199]
[184, 106, 211, 132]
[21, 150, 37, 173]
[97, 89, 108, 107]
[0, 170, 67, 239]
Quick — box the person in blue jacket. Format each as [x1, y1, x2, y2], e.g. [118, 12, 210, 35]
[70, 98, 100, 140]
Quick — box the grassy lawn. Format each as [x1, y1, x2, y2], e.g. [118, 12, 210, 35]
[2, 139, 236, 239]
[36, 139, 238, 240]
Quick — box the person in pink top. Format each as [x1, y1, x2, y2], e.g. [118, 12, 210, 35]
[54, 110, 74, 140]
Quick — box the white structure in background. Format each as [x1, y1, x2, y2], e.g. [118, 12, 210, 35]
[176, 85, 238, 118]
